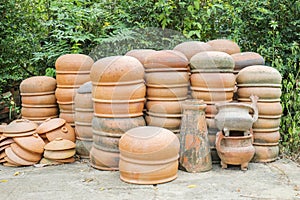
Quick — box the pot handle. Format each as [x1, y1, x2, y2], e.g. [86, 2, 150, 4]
[61, 126, 68, 133]
[215, 131, 224, 153]
[250, 95, 259, 123]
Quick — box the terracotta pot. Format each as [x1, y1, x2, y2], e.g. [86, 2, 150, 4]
[119, 126, 180, 184]
[21, 107, 58, 118]
[216, 131, 255, 170]
[253, 130, 280, 143]
[146, 99, 184, 114]
[57, 101, 75, 111]
[146, 84, 188, 99]
[74, 109, 93, 123]
[55, 87, 78, 102]
[125, 49, 156, 64]
[55, 54, 94, 71]
[205, 104, 218, 117]
[252, 117, 281, 131]
[143, 50, 188, 69]
[239, 101, 282, 117]
[75, 122, 92, 139]
[90, 56, 145, 83]
[236, 65, 282, 86]
[92, 130, 120, 152]
[145, 68, 189, 85]
[56, 71, 90, 87]
[191, 87, 234, 102]
[207, 39, 240, 55]
[3, 119, 38, 134]
[173, 41, 213, 60]
[75, 139, 92, 158]
[54, 157, 75, 163]
[5, 147, 37, 166]
[44, 149, 76, 160]
[44, 138, 76, 150]
[92, 82, 146, 100]
[0, 138, 14, 147]
[252, 143, 279, 163]
[10, 143, 42, 162]
[13, 133, 45, 154]
[90, 146, 119, 170]
[21, 93, 57, 105]
[231, 52, 265, 72]
[20, 76, 57, 93]
[93, 98, 145, 118]
[237, 87, 281, 100]
[59, 111, 75, 124]
[190, 73, 235, 89]
[145, 112, 182, 130]
[74, 82, 93, 109]
[206, 117, 218, 131]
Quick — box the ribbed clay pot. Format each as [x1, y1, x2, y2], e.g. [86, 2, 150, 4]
[207, 39, 240, 55]
[55, 54, 94, 71]
[74, 108, 93, 123]
[252, 143, 279, 163]
[92, 130, 120, 152]
[253, 130, 280, 143]
[237, 87, 281, 101]
[90, 146, 119, 170]
[56, 71, 90, 87]
[76, 139, 92, 158]
[190, 73, 235, 89]
[252, 117, 281, 131]
[55, 87, 78, 102]
[191, 87, 234, 102]
[145, 112, 182, 131]
[231, 52, 265, 72]
[75, 122, 92, 139]
[146, 99, 184, 114]
[57, 102, 75, 111]
[21, 93, 57, 105]
[146, 84, 188, 99]
[74, 81, 93, 109]
[59, 110, 75, 124]
[125, 49, 156, 64]
[21, 107, 58, 118]
[145, 68, 189, 85]
[173, 41, 213, 61]
[239, 101, 282, 117]
[20, 76, 57, 93]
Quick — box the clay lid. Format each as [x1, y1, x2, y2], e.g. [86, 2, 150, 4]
[36, 118, 66, 134]
[10, 143, 42, 162]
[45, 123, 75, 142]
[173, 41, 213, 60]
[231, 52, 265, 70]
[44, 138, 76, 151]
[0, 138, 14, 147]
[43, 149, 76, 160]
[3, 119, 38, 134]
[0, 123, 7, 133]
[0, 151, 6, 159]
[5, 147, 37, 166]
[20, 76, 57, 93]
[55, 54, 94, 71]
[13, 133, 45, 154]
[125, 49, 156, 64]
[207, 39, 240, 55]
[77, 81, 92, 94]
[3, 130, 36, 138]
[55, 156, 75, 163]
[0, 144, 10, 152]
[4, 156, 21, 166]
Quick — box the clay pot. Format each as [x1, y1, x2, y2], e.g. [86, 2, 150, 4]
[236, 65, 282, 86]
[75, 122, 92, 139]
[0, 138, 14, 147]
[146, 84, 188, 99]
[55, 87, 78, 102]
[252, 143, 279, 162]
[205, 104, 218, 117]
[252, 117, 281, 131]
[173, 41, 213, 60]
[119, 126, 180, 184]
[57, 101, 75, 110]
[239, 101, 282, 117]
[3, 119, 38, 135]
[74, 81, 93, 109]
[44, 138, 76, 150]
[145, 68, 189, 85]
[143, 50, 188, 69]
[13, 133, 45, 154]
[191, 87, 234, 102]
[10, 143, 42, 162]
[21, 93, 57, 105]
[146, 99, 184, 114]
[5, 147, 37, 166]
[190, 73, 235, 89]
[92, 130, 120, 152]
[207, 39, 240, 55]
[216, 131, 255, 170]
[90, 56, 145, 83]
[44, 149, 76, 160]
[59, 110, 75, 124]
[90, 146, 119, 170]
[231, 52, 265, 72]
[253, 130, 280, 143]
[55, 54, 94, 71]
[74, 109, 93, 123]
[145, 112, 182, 130]
[56, 71, 90, 87]
[125, 49, 156, 64]
[21, 107, 58, 118]
[76, 139, 92, 158]
[237, 87, 281, 101]
[20, 76, 57, 93]
[93, 98, 145, 118]
[92, 82, 146, 100]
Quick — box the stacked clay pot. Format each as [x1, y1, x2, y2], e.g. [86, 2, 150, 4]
[1, 119, 44, 166]
[55, 54, 94, 126]
[190, 51, 236, 162]
[231, 52, 265, 75]
[90, 56, 146, 170]
[207, 39, 241, 55]
[74, 82, 93, 158]
[119, 126, 180, 185]
[236, 65, 282, 162]
[173, 41, 213, 61]
[20, 76, 58, 124]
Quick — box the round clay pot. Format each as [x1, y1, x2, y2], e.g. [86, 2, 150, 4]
[146, 99, 184, 114]
[173, 41, 213, 60]
[190, 51, 235, 72]
[240, 101, 282, 117]
[145, 113, 182, 130]
[76, 139, 92, 158]
[75, 122, 92, 139]
[44, 138, 76, 151]
[10, 143, 42, 162]
[56, 71, 90, 87]
[74, 109, 93, 123]
[90, 56, 145, 83]
[3, 119, 38, 134]
[92, 130, 120, 152]
[207, 39, 240, 55]
[252, 143, 279, 163]
[90, 146, 119, 170]
[237, 87, 281, 100]
[92, 82, 146, 100]
[74, 81, 93, 109]
[21, 93, 57, 105]
[21, 107, 58, 118]
[57, 101, 75, 111]
[13, 133, 45, 154]
[236, 65, 282, 86]
[252, 117, 281, 131]
[119, 126, 180, 184]
[93, 98, 145, 118]
[146, 84, 188, 99]
[231, 52, 265, 71]
[191, 87, 234, 102]
[5, 147, 37, 166]
[125, 49, 156, 64]
[44, 149, 76, 160]
[145, 68, 189, 85]
[190, 73, 235, 89]
[253, 131, 280, 143]
[143, 50, 188, 69]
[55, 87, 78, 102]
[20, 76, 57, 93]
[55, 54, 94, 71]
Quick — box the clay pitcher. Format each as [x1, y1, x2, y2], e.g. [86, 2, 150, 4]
[179, 99, 212, 172]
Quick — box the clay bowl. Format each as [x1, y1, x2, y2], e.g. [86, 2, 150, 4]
[237, 87, 281, 101]
[75, 122, 93, 139]
[146, 84, 188, 99]
[55, 54, 94, 71]
[21, 107, 58, 118]
[3, 119, 38, 135]
[56, 71, 90, 87]
[93, 98, 145, 118]
[253, 117, 281, 131]
[145, 113, 182, 130]
[252, 143, 279, 163]
[146, 99, 184, 114]
[59, 111, 75, 124]
[92, 82, 146, 100]
[190, 73, 235, 89]
[173, 41, 213, 60]
[191, 87, 234, 102]
[145, 68, 189, 85]
[20, 76, 57, 93]
[74, 93, 93, 109]
[76, 139, 92, 158]
[190, 51, 235, 72]
[44, 138, 76, 151]
[89, 146, 119, 171]
[44, 149, 76, 160]
[231, 52, 265, 71]
[74, 109, 93, 123]
[253, 130, 280, 143]
[57, 101, 75, 111]
[125, 49, 156, 64]
[55, 87, 78, 102]
[5, 147, 37, 166]
[13, 133, 45, 154]
[207, 39, 240, 55]
[10, 143, 42, 162]
[92, 130, 120, 152]
[21, 93, 57, 105]
[143, 50, 188, 69]
[90, 56, 145, 83]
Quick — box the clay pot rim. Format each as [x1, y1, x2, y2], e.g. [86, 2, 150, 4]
[22, 115, 58, 121]
[146, 83, 189, 88]
[146, 112, 182, 118]
[191, 69, 233, 73]
[21, 104, 58, 108]
[76, 136, 93, 141]
[56, 70, 90, 74]
[146, 97, 187, 101]
[92, 79, 144, 86]
[191, 86, 234, 92]
[146, 99, 186, 103]
[92, 98, 145, 103]
[21, 91, 55, 96]
[238, 98, 280, 103]
[253, 142, 279, 146]
[57, 101, 74, 105]
[119, 154, 179, 165]
[94, 113, 144, 118]
[145, 68, 188, 73]
[92, 129, 123, 138]
[257, 115, 282, 119]
[252, 127, 280, 132]
[237, 83, 281, 88]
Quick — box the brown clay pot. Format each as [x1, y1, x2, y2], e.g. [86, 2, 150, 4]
[207, 39, 240, 55]
[0, 138, 14, 147]
[252, 117, 281, 131]
[55, 54, 94, 71]
[146, 99, 184, 114]
[5, 147, 37, 166]
[74, 109, 93, 123]
[21, 93, 57, 105]
[59, 111, 75, 124]
[44, 149, 76, 160]
[90, 56, 145, 83]
[54, 157, 75, 163]
[10, 143, 42, 162]
[55, 87, 78, 103]
[3, 119, 38, 135]
[191, 87, 234, 102]
[237, 87, 281, 101]
[190, 73, 235, 89]
[20, 76, 57, 93]
[145, 68, 189, 85]
[145, 112, 182, 130]
[74, 81, 93, 108]
[216, 131, 255, 170]
[253, 131, 280, 143]
[252, 142, 279, 163]
[21, 107, 58, 118]
[205, 104, 218, 117]
[231, 52, 265, 72]
[173, 41, 213, 60]
[90, 146, 119, 170]
[125, 49, 156, 64]
[146, 84, 188, 99]
[44, 138, 76, 150]
[75, 139, 92, 158]
[57, 101, 75, 110]
[13, 133, 45, 154]
[56, 71, 90, 87]
[92, 130, 120, 152]
[119, 126, 180, 184]
[75, 122, 92, 139]
[239, 101, 282, 117]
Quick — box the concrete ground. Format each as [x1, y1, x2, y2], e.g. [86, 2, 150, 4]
[0, 158, 300, 200]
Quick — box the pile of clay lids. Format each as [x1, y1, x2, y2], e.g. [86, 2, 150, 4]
[1, 119, 45, 167]
[42, 138, 76, 164]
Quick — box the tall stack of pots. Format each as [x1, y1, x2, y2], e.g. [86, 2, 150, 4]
[55, 54, 94, 126]
[20, 76, 58, 124]
[90, 56, 146, 170]
[74, 82, 93, 158]
[236, 65, 282, 162]
[189, 51, 236, 162]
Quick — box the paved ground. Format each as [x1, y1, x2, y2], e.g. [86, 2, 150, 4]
[0, 158, 300, 200]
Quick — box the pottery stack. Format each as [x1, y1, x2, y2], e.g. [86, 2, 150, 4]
[55, 54, 94, 126]
[173, 41, 213, 61]
[207, 39, 241, 55]
[90, 56, 146, 170]
[189, 51, 236, 162]
[231, 52, 265, 76]
[20, 76, 58, 124]
[236, 65, 282, 162]
[74, 82, 93, 158]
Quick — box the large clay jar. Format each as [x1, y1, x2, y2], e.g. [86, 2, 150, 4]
[21, 107, 58, 118]
[55, 54, 94, 71]
[20, 76, 56, 94]
[207, 39, 240, 55]
[237, 87, 281, 101]
[59, 110, 75, 125]
[55, 87, 78, 103]
[216, 131, 255, 170]
[231, 52, 265, 74]
[119, 126, 180, 184]
[145, 68, 189, 85]
[146, 99, 183, 114]
[21, 93, 57, 106]
[191, 87, 234, 102]
[146, 84, 188, 99]
[173, 41, 213, 61]
[253, 131, 280, 143]
[56, 71, 90, 87]
[252, 142, 279, 162]
[74, 82, 93, 109]
[190, 73, 235, 89]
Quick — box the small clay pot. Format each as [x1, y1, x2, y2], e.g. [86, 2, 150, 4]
[173, 41, 213, 60]
[20, 76, 57, 93]
[21, 93, 57, 105]
[75, 122, 93, 139]
[145, 112, 182, 130]
[146, 84, 188, 99]
[74, 82, 93, 109]
[252, 143, 279, 163]
[3, 119, 38, 134]
[237, 87, 281, 100]
[253, 131, 280, 143]
[74, 109, 93, 123]
[21, 107, 58, 118]
[207, 39, 240, 55]
[44, 138, 76, 151]
[190, 73, 235, 89]
[125, 49, 156, 64]
[5, 147, 37, 166]
[44, 149, 76, 160]
[55, 87, 78, 102]
[76, 139, 92, 158]
[10, 143, 42, 162]
[56, 71, 90, 87]
[146, 99, 184, 114]
[145, 68, 189, 85]
[191, 87, 234, 102]
[13, 133, 45, 154]
[55, 54, 94, 71]
[231, 52, 265, 71]
[59, 111, 75, 124]
[90, 146, 119, 170]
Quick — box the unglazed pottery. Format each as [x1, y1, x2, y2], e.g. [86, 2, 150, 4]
[92, 130, 120, 152]
[146, 99, 184, 114]
[55, 87, 78, 102]
[55, 54, 94, 71]
[44, 138, 76, 151]
[75, 122, 93, 139]
[125, 49, 156, 64]
[145, 112, 182, 130]
[13, 133, 45, 154]
[252, 142, 279, 163]
[146, 84, 188, 99]
[59, 111, 75, 124]
[145, 68, 189, 85]
[57, 101, 75, 111]
[190, 73, 235, 89]
[239, 101, 282, 117]
[207, 39, 240, 55]
[74, 109, 93, 123]
[21, 93, 57, 105]
[253, 130, 280, 143]
[90, 146, 119, 170]
[5, 147, 37, 166]
[44, 149, 76, 160]
[3, 119, 38, 135]
[75, 139, 92, 158]
[56, 71, 90, 87]
[252, 117, 281, 131]
[237, 87, 281, 100]
[20, 76, 57, 93]
[10, 143, 42, 162]
[21, 107, 58, 118]
[231, 52, 265, 72]
[173, 41, 213, 60]
[191, 87, 234, 102]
